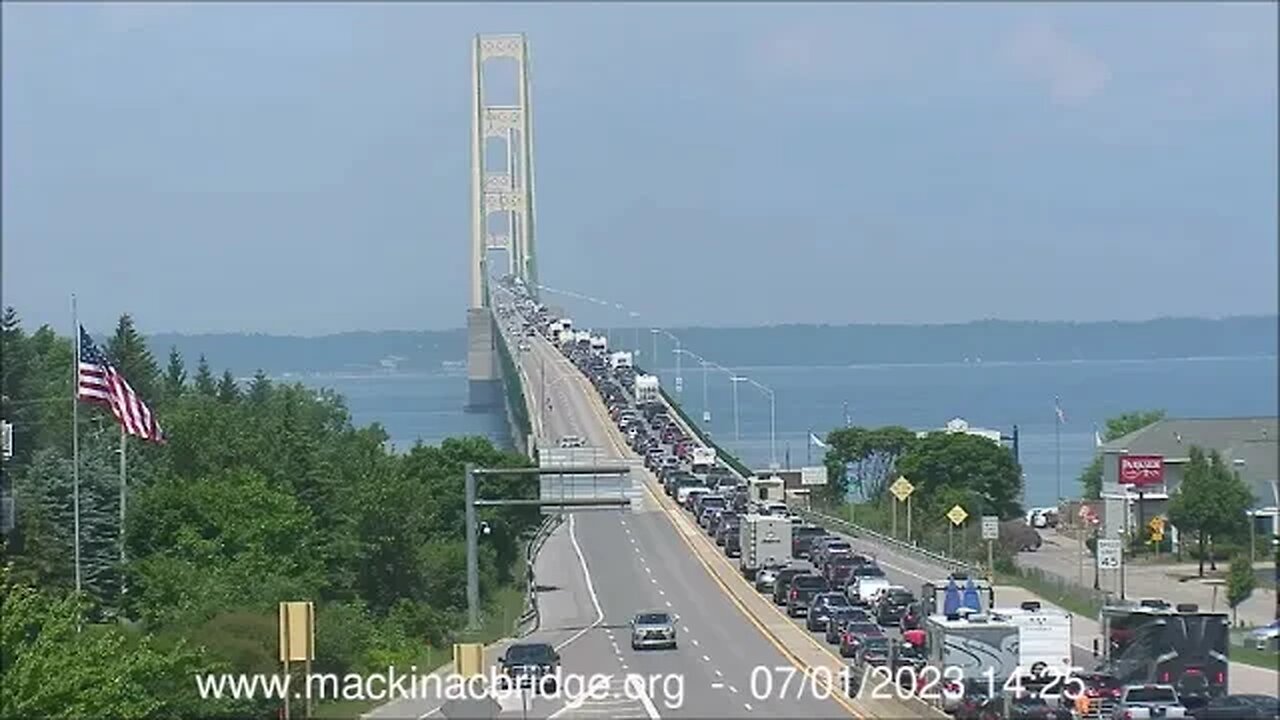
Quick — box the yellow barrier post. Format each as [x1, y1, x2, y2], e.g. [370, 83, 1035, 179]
[279, 601, 316, 720]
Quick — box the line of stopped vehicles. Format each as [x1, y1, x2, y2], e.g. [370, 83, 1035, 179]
[492, 277, 1277, 720]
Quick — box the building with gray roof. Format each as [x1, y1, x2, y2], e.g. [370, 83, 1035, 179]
[1097, 417, 1278, 546]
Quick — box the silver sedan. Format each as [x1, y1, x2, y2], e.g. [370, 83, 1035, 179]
[630, 611, 678, 650]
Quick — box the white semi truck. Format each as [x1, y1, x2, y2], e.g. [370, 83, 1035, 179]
[739, 514, 792, 582]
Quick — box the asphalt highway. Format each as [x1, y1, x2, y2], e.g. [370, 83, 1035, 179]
[515, 330, 851, 718]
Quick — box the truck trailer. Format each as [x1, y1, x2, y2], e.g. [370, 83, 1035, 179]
[739, 514, 792, 582]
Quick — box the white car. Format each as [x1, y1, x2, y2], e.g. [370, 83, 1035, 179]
[558, 435, 585, 448]
[1246, 619, 1280, 649]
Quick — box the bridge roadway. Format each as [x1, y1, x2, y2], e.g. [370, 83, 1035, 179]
[518, 331, 851, 718]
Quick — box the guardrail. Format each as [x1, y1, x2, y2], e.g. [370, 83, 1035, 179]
[794, 507, 978, 575]
[517, 512, 564, 637]
[649, 378, 979, 576]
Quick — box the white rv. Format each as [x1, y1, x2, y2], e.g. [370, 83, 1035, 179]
[925, 613, 1021, 683]
[990, 603, 1074, 677]
[589, 335, 608, 353]
[634, 374, 660, 405]
[609, 351, 634, 370]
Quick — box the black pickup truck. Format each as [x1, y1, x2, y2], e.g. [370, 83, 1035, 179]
[497, 642, 560, 692]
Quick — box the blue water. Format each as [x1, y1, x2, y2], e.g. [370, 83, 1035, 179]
[295, 356, 1278, 508]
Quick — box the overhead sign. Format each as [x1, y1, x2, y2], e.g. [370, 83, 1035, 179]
[800, 466, 828, 486]
[1096, 538, 1122, 570]
[981, 515, 999, 540]
[889, 476, 915, 502]
[1119, 455, 1165, 487]
[946, 504, 969, 527]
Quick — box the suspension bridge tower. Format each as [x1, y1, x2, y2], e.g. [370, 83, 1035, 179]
[467, 32, 539, 410]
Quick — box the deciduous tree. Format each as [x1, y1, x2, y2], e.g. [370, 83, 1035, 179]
[1226, 554, 1256, 625]
[1167, 446, 1255, 576]
[896, 431, 1024, 519]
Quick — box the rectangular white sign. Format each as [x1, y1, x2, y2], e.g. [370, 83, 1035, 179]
[1096, 538, 1123, 570]
[981, 515, 999, 540]
[800, 466, 828, 486]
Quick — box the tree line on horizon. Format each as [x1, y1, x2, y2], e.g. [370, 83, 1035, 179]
[140, 314, 1278, 376]
[0, 306, 540, 718]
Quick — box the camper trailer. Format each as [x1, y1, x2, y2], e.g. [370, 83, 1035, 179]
[924, 613, 1020, 682]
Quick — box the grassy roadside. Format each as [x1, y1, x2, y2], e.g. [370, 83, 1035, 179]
[312, 575, 529, 718]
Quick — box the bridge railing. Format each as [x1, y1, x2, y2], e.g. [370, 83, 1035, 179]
[517, 512, 564, 637]
[491, 305, 538, 455]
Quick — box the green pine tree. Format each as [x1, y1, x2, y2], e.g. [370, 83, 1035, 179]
[193, 355, 217, 397]
[163, 346, 187, 400]
[1168, 446, 1255, 576]
[105, 314, 160, 403]
[247, 370, 272, 405]
[216, 371, 239, 404]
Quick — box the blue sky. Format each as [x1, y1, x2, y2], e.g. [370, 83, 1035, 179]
[3, 2, 1276, 335]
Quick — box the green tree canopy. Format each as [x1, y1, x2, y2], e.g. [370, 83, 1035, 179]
[1078, 410, 1166, 499]
[1226, 555, 1256, 625]
[1, 308, 543, 715]
[896, 431, 1025, 519]
[821, 425, 916, 503]
[1167, 446, 1255, 576]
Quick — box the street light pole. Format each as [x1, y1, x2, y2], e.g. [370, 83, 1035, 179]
[745, 378, 777, 469]
[730, 376, 746, 443]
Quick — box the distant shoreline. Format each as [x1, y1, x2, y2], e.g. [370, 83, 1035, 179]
[146, 316, 1278, 377]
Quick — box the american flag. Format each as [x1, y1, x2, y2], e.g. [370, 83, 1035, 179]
[78, 325, 165, 443]
[1054, 396, 1066, 425]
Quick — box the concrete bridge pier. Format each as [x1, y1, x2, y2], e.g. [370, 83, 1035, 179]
[466, 308, 503, 411]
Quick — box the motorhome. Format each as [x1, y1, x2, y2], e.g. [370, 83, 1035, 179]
[1099, 600, 1229, 705]
[989, 602, 1074, 677]
[924, 613, 1020, 682]
[746, 476, 785, 505]
[634, 374, 660, 405]
[609, 351, 633, 370]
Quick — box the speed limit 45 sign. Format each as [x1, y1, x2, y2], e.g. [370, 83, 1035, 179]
[1096, 538, 1123, 570]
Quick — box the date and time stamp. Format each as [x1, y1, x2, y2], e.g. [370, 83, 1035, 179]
[745, 664, 1091, 703]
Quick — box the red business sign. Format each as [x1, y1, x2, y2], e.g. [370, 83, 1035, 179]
[1119, 455, 1165, 486]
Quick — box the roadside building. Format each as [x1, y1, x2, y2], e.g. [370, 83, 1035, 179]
[1098, 416, 1279, 546]
[915, 417, 1004, 443]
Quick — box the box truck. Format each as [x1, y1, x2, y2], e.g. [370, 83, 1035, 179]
[739, 514, 792, 582]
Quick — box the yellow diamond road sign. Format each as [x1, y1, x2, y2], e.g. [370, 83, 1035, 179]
[889, 476, 915, 501]
[947, 504, 969, 526]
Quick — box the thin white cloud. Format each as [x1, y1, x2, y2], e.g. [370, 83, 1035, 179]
[1004, 21, 1111, 106]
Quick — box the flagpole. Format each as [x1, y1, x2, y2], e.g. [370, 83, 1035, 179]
[71, 295, 83, 597]
[1055, 396, 1062, 503]
[119, 425, 127, 573]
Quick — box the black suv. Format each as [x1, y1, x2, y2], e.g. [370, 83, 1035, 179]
[497, 642, 560, 691]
